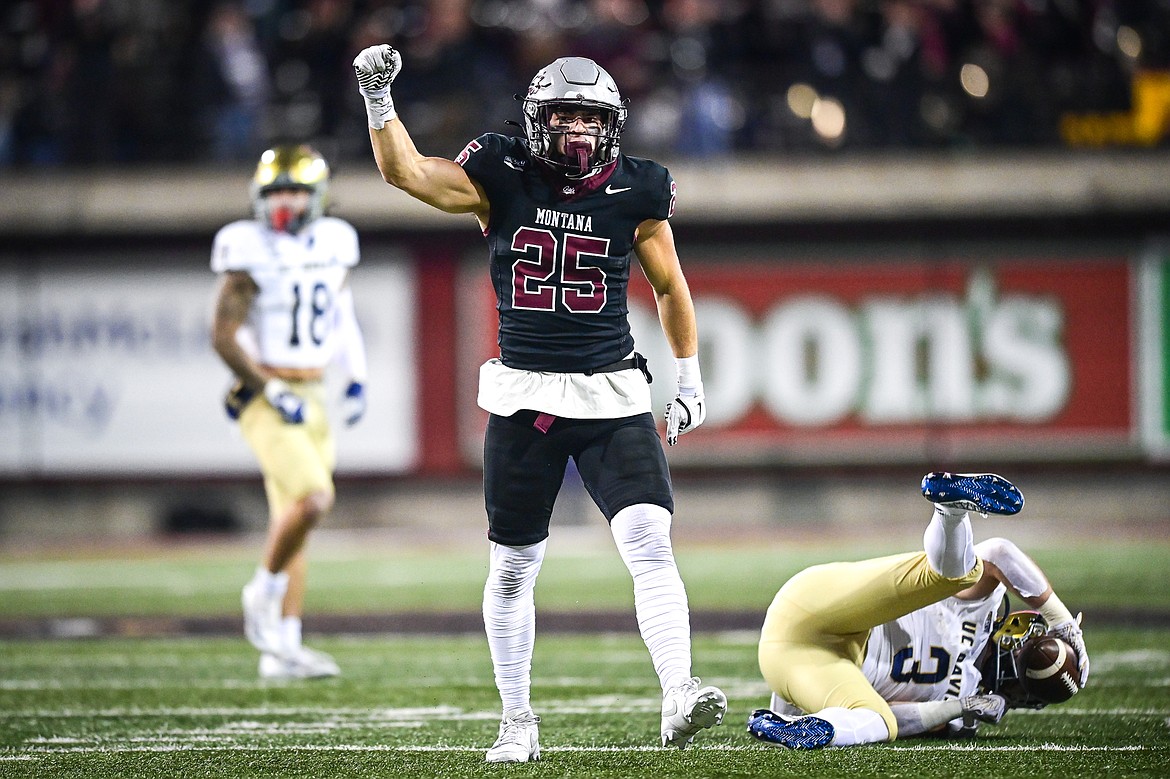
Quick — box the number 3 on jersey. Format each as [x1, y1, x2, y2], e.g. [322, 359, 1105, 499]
[891, 646, 951, 685]
[510, 227, 611, 313]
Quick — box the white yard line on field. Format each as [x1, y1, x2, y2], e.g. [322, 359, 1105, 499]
[0, 744, 1158, 758]
[0, 705, 480, 719]
[887, 744, 1151, 752]
[3, 704, 1168, 720]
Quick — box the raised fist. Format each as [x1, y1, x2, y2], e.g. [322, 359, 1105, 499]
[353, 44, 402, 96]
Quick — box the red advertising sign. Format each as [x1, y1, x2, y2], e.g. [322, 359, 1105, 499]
[458, 255, 1136, 466]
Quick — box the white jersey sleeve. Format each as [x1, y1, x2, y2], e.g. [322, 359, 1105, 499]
[211, 220, 268, 273]
[211, 217, 361, 370]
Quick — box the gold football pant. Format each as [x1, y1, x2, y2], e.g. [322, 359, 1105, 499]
[758, 551, 982, 739]
[238, 380, 335, 518]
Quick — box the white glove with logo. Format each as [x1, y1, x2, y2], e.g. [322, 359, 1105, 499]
[1050, 613, 1090, 688]
[664, 354, 706, 447]
[264, 379, 306, 425]
[665, 387, 705, 446]
[1040, 593, 1089, 688]
[353, 44, 402, 129]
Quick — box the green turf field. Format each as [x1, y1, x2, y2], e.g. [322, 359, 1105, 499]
[1, 532, 1168, 777]
[1, 630, 1167, 778]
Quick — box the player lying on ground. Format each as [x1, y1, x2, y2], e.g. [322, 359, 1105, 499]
[750, 472, 1090, 749]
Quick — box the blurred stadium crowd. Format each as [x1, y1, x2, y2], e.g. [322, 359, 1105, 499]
[1, 0, 1167, 167]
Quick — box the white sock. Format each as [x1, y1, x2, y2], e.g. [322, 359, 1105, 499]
[890, 699, 963, 737]
[483, 540, 546, 716]
[922, 507, 975, 578]
[813, 706, 889, 746]
[252, 567, 289, 598]
[281, 616, 302, 652]
[610, 504, 692, 692]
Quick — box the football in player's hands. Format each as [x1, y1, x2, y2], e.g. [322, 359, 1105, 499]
[1017, 635, 1081, 704]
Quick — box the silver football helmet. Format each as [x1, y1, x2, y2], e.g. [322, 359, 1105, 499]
[250, 144, 330, 232]
[522, 57, 627, 178]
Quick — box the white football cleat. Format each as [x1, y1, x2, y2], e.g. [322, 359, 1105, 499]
[661, 677, 727, 749]
[241, 573, 287, 655]
[485, 711, 540, 763]
[258, 646, 341, 680]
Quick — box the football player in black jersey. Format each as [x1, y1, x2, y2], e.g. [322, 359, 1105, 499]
[354, 46, 726, 762]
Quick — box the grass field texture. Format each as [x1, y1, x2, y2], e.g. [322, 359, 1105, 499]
[1, 529, 1168, 777]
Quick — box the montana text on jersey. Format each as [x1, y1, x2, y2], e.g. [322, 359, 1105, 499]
[456, 133, 677, 374]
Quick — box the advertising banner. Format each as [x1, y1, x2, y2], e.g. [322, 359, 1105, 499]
[0, 251, 417, 476]
[458, 252, 1137, 465]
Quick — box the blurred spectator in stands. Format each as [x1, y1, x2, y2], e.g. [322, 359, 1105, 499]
[733, 0, 881, 151]
[572, 0, 654, 102]
[379, 0, 514, 157]
[52, 0, 125, 164]
[0, 0, 1165, 167]
[2, 0, 180, 165]
[795, 0, 879, 148]
[952, 0, 1054, 145]
[267, 0, 354, 150]
[624, 0, 747, 157]
[0, 1, 54, 165]
[191, 2, 271, 162]
[857, 0, 953, 147]
[339, 5, 401, 159]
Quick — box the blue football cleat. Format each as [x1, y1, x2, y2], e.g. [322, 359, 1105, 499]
[921, 472, 1024, 516]
[747, 709, 834, 750]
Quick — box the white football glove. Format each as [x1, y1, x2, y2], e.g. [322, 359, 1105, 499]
[353, 44, 402, 129]
[341, 380, 366, 426]
[1050, 613, 1090, 688]
[664, 386, 706, 446]
[264, 379, 306, 425]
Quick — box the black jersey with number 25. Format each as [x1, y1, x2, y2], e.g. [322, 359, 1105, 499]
[457, 133, 676, 373]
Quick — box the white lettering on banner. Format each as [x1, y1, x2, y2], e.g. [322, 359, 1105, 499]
[0, 379, 114, 435]
[760, 297, 862, 425]
[629, 268, 1070, 428]
[0, 311, 210, 359]
[0, 261, 418, 476]
[863, 298, 976, 422]
[981, 298, 1069, 420]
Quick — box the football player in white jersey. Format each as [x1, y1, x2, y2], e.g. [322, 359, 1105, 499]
[211, 144, 368, 680]
[751, 472, 1090, 749]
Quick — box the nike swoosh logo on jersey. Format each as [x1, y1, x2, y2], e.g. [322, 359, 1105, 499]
[605, 185, 632, 194]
